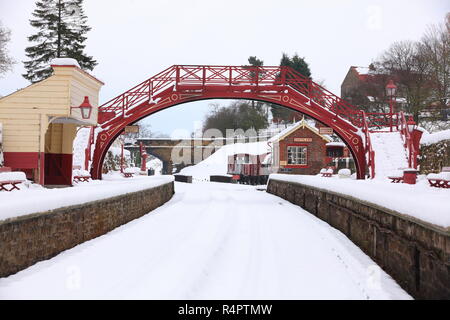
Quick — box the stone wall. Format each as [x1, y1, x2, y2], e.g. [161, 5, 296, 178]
[0, 181, 174, 278]
[267, 179, 450, 299]
[420, 140, 450, 174]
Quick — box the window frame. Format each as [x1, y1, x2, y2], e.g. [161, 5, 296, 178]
[285, 144, 308, 167]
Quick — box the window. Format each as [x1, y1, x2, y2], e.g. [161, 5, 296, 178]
[326, 147, 343, 157]
[287, 146, 307, 165]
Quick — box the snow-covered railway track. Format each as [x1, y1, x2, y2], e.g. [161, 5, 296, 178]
[0, 182, 410, 300]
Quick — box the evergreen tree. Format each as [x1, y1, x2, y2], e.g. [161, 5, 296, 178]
[247, 56, 263, 68]
[280, 52, 311, 78]
[23, 0, 97, 83]
[271, 53, 311, 123]
[246, 56, 265, 109]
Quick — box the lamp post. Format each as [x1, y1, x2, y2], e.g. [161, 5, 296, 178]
[385, 80, 397, 132]
[140, 142, 148, 173]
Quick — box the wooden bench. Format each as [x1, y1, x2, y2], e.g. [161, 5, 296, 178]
[427, 167, 450, 188]
[387, 169, 405, 183]
[73, 165, 91, 183]
[122, 168, 135, 178]
[388, 176, 404, 183]
[320, 168, 334, 177]
[0, 167, 27, 192]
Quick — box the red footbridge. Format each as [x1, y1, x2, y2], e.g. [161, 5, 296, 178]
[89, 65, 419, 180]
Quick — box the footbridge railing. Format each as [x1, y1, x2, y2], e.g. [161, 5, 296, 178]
[98, 65, 366, 128]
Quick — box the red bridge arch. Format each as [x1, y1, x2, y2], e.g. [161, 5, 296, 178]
[92, 65, 373, 179]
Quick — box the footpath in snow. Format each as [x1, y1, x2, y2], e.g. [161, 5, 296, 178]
[369, 132, 408, 178]
[270, 174, 450, 229]
[0, 181, 410, 299]
[0, 174, 173, 222]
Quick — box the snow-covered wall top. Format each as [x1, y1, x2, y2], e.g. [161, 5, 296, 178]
[269, 174, 450, 228]
[421, 129, 450, 145]
[49, 58, 80, 68]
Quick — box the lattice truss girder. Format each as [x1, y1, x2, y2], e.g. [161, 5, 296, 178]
[98, 65, 366, 128]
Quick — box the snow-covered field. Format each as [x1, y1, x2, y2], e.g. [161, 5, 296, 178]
[0, 174, 173, 222]
[0, 182, 410, 300]
[270, 174, 450, 229]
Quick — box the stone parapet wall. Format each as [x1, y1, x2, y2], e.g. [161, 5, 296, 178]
[0, 181, 174, 278]
[267, 178, 450, 299]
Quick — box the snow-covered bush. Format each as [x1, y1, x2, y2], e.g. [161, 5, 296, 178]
[419, 135, 450, 174]
[102, 146, 131, 173]
[338, 169, 351, 178]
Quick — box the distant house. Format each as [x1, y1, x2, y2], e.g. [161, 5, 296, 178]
[270, 118, 351, 175]
[340, 66, 407, 113]
[342, 66, 449, 121]
[341, 66, 371, 99]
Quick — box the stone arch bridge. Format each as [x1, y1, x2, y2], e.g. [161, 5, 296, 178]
[125, 137, 230, 174]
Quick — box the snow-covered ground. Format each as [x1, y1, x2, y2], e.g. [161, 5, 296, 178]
[370, 132, 408, 179]
[0, 182, 409, 300]
[179, 141, 271, 181]
[270, 174, 450, 229]
[421, 129, 450, 145]
[72, 127, 91, 168]
[0, 175, 173, 222]
[147, 157, 163, 175]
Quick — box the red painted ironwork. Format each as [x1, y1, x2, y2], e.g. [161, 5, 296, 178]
[84, 126, 95, 171]
[361, 111, 375, 178]
[365, 112, 399, 132]
[140, 142, 148, 172]
[98, 65, 365, 127]
[91, 65, 384, 180]
[398, 112, 418, 169]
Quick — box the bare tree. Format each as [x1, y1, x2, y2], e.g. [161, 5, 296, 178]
[0, 22, 15, 76]
[374, 40, 433, 121]
[419, 18, 450, 110]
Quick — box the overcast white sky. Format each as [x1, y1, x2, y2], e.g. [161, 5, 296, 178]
[0, 0, 448, 136]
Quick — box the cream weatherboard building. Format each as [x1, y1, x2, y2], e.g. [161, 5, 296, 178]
[0, 58, 103, 186]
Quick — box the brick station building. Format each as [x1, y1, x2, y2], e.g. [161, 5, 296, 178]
[0, 58, 103, 186]
[271, 117, 350, 175]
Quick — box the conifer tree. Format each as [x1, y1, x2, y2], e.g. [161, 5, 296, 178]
[271, 53, 311, 123]
[23, 0, 97, 82]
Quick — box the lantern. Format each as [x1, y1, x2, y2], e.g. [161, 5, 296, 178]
[407, 116, 417, 133]
[385, 80, 397, 98]
[78, 96, 93, 119]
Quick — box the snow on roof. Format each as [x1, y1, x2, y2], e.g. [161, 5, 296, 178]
[326, 142, 346, 147]
[421, 129, 450, 145]
[50, 58, 81, 68]
[396, 97, 407, 103]
[269, 117, 331, 143]
[353, 66, 369, 75]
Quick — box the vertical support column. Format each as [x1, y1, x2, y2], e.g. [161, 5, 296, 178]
[120, 142, 124, 173]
